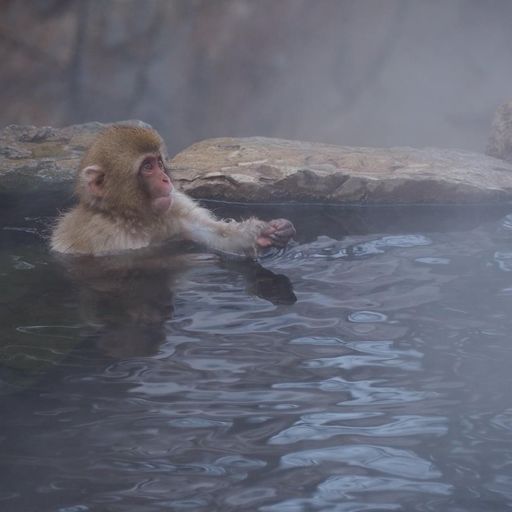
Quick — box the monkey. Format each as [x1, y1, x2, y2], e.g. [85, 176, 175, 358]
[50, 124, 295, 257]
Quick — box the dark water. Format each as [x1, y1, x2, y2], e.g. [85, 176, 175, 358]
[2, 197, 512, 512]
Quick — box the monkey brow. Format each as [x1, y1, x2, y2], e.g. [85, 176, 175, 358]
[134, 141, 161, 154]
[119, 132, 161, 154]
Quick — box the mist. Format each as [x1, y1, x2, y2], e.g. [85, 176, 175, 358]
[1, 0, 510, 155]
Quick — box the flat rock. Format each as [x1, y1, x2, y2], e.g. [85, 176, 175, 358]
[2, 122, 512, 204]
[170, 137, 512, 204]
[0, 122, 103, 194]
[0, 121, 149, 194]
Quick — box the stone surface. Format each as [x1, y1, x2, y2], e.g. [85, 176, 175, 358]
[0, 121, 149, 194]
[0, 122, 100, 194]
[3, 122, 512, 204]
[170, 136, 512, 204]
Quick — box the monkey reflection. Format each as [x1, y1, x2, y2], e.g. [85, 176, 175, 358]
[61, 246, 295, 358]
[220, 258, 297, 306]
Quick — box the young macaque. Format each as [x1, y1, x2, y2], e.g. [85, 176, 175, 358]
[51, 125, 295, 257]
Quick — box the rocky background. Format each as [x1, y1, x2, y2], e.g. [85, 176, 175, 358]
[3, 1, 512, 206]
[2, 0, 512, 156]
[2, 115, 512, 205]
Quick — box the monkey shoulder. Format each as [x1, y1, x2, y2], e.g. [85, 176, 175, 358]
[50, 207, 90, 254]
[169, 190, 199, 214]
[51, 206, 152, 255]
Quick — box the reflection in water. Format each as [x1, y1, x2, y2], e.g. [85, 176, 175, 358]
[57, 245, 296, 357]
[1, 204, 512, 511]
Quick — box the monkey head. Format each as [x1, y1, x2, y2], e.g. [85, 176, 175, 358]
[76, 125, 173, 218]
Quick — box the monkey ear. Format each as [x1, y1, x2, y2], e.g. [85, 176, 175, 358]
[81, 165, 106, 197]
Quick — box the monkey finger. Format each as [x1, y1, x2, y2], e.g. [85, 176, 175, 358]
[269, 234, 289, 247]
[260, 228, 277, 238]
[275, 226, 296, 238]
[256, 236, 274, 248]
[272, 227, 296, 241]
[269, 219, 295, 236]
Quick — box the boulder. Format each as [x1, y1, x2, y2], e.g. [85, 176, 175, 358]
[170, 137, 512, 204]
[0, 122, 102, 194]
[0, 121, 149, 194]
[3, 121, 512, 204]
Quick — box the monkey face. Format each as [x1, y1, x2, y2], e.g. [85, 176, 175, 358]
[138, 154, 174, 214]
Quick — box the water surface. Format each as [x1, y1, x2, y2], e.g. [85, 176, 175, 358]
[2, 197, 512, 511]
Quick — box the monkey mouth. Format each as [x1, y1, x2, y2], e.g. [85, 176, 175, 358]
[151, 194, 173, 214]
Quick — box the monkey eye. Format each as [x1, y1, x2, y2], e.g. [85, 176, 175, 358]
[141, 159, 154, 173]
[158, 158, 164, 169]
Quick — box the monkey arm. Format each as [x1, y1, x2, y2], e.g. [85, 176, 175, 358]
[169, 192, 268, 257]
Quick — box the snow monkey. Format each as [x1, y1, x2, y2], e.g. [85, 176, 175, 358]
[51, 125, 295, 256]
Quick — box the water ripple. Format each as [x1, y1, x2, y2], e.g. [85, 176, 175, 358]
[348, 311, 389, 323]
[349, 235, 432, 257]
[281, 444, 442, 479]
[15, 324, 84, 339]
[285, 234, 431, 261]
[270, 414, 447, 444]
[318, 474, 453, 497]
[274, 377, 436, 405]
[304, 340, 422, 371]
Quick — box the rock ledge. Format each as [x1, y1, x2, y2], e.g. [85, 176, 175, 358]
[170, 136, 512, 204]
[2, 122, 512, 204]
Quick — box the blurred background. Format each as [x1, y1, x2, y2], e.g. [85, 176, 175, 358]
[1, 0, 510, 155]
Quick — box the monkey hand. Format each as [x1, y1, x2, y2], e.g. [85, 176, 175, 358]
[256, 218, 296, 249]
